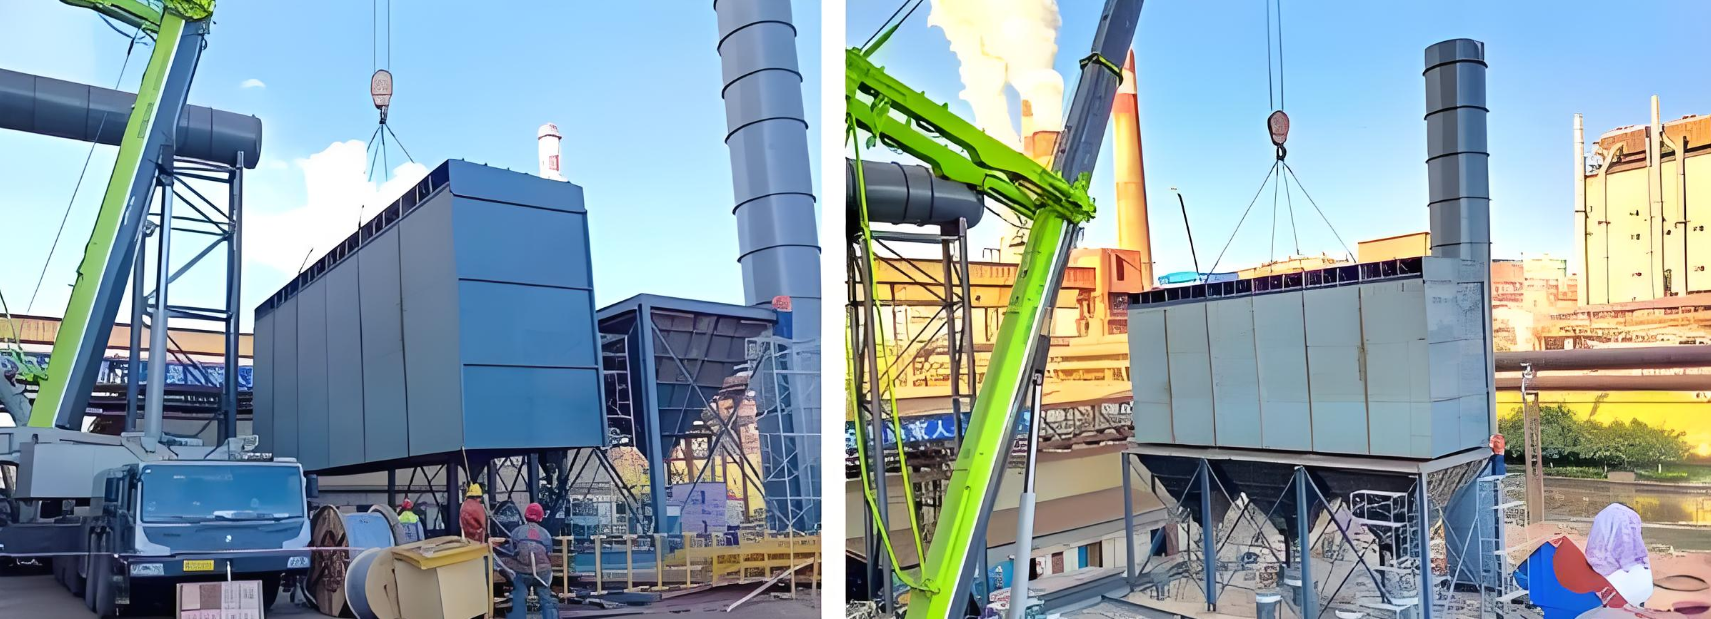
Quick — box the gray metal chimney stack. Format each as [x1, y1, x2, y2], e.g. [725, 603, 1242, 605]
[714, 0, 821, 339]
[1426, 37, 1499, 588]
[714, 0, 821, 533]
[1424, 38, 1494, 417]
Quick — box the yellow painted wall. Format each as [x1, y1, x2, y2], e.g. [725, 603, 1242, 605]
[844, 449, 1123, 540]
[1357, 232, 1430, 262]
[1582, 152, 1711, 303]
[1497, 390, 1711, 458]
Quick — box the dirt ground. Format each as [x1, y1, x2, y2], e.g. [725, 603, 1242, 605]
[0, 571, 819, 618]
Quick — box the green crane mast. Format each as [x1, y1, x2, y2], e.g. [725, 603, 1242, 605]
[24, 0, 214, 432]
[846, 1, 1140, 616]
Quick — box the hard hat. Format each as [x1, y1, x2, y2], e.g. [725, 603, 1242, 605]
[466, 483, 484, 498]
[524, 503, 545, 523]
[400, 499, 413, 510]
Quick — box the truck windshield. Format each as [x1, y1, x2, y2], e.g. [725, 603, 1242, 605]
[139, 464, 305, 524]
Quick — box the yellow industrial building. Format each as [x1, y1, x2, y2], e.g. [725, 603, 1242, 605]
[1576, 100, 1711, 304]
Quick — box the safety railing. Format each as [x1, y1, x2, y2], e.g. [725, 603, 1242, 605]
[552, 532, 820, 596]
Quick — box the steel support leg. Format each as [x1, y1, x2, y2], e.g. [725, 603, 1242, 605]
[1122, 453, 1137, 586]
[1295, 467, 1316, 619]
[447, 459, 461, 534]
[387, 469, 397, 509]
[1199, 459, 1215, 611]
[1418, 476, 1434, 619]
[125, 226, 144, 433]
[222, 153, 243, 442]
[527, 453, 540, 504]
[486, 461, 499, 507]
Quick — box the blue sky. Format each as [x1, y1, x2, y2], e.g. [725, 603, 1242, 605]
[848, 0, 1711, 276]
[0, 1, 821, 328]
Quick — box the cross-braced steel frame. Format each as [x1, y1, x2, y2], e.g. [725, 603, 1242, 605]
[848, 219, 979, 610]
[596, 296, 775, 536]
[117, 153, 245, 444]
[1121, 446, 1499, 619]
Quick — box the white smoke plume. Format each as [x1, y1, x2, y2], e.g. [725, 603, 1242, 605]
[927, 0, 1065, 147]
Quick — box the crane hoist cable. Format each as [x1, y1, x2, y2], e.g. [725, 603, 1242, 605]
[861, 0, 925, 56]
[1207, 0, 1355, 275]
[847, 121, 928, 590]
[23, 16, 147, 314]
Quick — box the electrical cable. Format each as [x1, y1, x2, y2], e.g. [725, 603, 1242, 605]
[1207, 162, 1279, 276]
[24, 18, 146, 314]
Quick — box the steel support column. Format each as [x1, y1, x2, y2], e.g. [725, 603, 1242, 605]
[221, 152, 243, 442]
[1295, 467, 1316, 619]
[1418, 476, 1434, 619]
[1199, 459, 1215, 611]
[125, 224, 146, 433]
[1122, 453, 1136, 586]
[527, 453, 540, 504]
[634, 302, 669, 536]
[446, 457, 461, 534]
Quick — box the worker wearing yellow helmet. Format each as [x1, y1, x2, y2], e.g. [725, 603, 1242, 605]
[460, 482, 487, 542]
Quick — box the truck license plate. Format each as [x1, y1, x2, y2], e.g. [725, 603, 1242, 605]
[182, 560, 214, 572]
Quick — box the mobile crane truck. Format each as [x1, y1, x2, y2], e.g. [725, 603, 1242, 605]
[0, 2, 309, 615]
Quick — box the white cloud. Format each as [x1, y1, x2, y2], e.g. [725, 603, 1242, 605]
[240, 78, 266, 89]
[244, 140, 428, 277]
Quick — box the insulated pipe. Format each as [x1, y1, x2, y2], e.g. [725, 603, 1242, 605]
[714, 0, 821, 340]
[1574, 114, 1588, 305]
[846, 159, 986, 228]
[1652, 96, 1663, 296]
[1684, 136, 1691, 294]
[1495, 374, 1711, 392]
[1496, 345, 1711, 372]
[0, 68, 262, 168]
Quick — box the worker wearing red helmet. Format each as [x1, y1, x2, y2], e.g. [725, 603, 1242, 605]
[498, 502, 557, 617]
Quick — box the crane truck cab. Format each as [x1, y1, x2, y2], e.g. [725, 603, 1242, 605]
[63, 457, 310, 615]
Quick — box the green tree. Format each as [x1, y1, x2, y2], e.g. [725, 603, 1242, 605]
[1500, 404, 1691, 471]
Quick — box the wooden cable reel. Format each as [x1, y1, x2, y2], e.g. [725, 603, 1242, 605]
[309, 505, 401, 617]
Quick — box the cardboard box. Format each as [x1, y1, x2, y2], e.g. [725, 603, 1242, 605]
[177, 580, 263, 619]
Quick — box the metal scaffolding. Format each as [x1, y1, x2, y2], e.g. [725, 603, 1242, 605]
[751, 333, 821, 533]
[120, 153, 246, 444]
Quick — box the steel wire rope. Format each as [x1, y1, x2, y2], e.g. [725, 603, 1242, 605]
[24, 18, 147, 313]
[1282, 162, 1353, 259]
[845, 120, 929, 590]
[1206, 162, 1280, 276]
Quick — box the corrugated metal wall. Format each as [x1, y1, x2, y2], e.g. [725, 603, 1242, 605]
[254, 161, 606, 472]
[1128, 258, 1492, 459]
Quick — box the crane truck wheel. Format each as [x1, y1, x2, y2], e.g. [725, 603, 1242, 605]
[83, 549, 99, 612]
[89, 552, 118, 617]
[261, 574, 280, 610]
[67, 554, 86, 598]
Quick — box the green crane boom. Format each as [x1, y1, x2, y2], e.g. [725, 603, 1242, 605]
[847, 1, 1140, 615]
[24, 0, 215, 430]
[848, 50, 1091, 619]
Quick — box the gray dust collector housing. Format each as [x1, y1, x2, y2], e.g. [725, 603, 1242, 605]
[254, 161, 605, 474]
